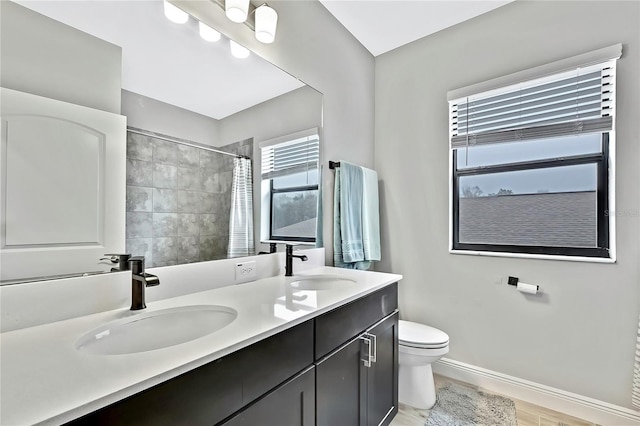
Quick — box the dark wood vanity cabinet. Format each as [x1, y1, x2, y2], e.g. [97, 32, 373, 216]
[316, 283, 399, 426]
[67, 283, 398, 426]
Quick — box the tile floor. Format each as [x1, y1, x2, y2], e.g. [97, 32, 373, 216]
[390, 375, 598, 426]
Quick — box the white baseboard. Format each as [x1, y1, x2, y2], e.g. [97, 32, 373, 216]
[432, 357, 640, 425]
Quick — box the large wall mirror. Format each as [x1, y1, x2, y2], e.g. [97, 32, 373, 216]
[1, 0, 323, 282]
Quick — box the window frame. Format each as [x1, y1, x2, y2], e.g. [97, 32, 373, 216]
[451, 134, 610, 259]
[269, 180, 318, 243]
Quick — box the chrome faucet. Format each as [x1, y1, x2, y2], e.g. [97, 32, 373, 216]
[285, 244, 308, 277]
[129, 256, 160, 310]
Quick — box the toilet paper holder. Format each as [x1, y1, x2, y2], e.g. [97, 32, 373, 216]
[507, 276, 540, 294]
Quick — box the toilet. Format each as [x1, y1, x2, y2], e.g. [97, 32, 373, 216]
[398, 320, 449, 409]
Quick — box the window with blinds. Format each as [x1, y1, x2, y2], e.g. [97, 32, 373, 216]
[260, 132, 320, 243]
[448, 46, 620, 260]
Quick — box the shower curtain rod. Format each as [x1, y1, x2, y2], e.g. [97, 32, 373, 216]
[329, 161, 340, 169]
[127, 126, 249, 159]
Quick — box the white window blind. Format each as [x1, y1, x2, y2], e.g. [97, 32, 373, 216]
[450, 62, 616, 148]
[261, 135, 319, 180]
[448, 44, 622, 149]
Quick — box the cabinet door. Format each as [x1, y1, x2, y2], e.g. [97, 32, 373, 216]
[316, 337, 368, 426]
[365, 312, 399, 426]
[220, 366, 315, 426]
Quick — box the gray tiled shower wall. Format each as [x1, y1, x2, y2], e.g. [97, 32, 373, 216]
[125, 131, 253, 267]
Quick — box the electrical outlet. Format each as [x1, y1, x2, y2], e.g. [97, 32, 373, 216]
[235, 261, 257, 283]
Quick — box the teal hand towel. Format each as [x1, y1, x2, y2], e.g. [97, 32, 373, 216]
[315, 165, 323, 248]
[333, 168, 346, 267]
[339, 162, 365, 263]
[333, 162, 380, 270]
[361, 167, 381, 261]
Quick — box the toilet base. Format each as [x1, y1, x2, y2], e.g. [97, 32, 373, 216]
[398, 363, 436, 409]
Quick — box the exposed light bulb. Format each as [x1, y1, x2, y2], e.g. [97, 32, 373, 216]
[198, 21, 221, 42]
[163, 1, 189, 24]
[255, 4, 278, 44]
[229, 40, 250, 59]
[225, 0, 250, 23]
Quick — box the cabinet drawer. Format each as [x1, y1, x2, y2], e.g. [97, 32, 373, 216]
[67, 320, 314, 426]
[238, 319, 314, 404]
[315, 283, 397, 360]
[67, 353, 244, 426]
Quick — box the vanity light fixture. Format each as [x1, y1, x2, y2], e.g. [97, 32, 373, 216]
[163, 0, 189, 24]
[254, 4, 278, 44]
[199, 21, 222, 42]
[225, 0, 250, 23]
[229, 40, 250, 59]
[162, 1, 275, 58]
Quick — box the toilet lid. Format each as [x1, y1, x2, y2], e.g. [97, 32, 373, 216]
[399, 320, 449, 349]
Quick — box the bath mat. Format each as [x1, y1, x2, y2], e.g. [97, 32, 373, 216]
[425, 382, 517, 426]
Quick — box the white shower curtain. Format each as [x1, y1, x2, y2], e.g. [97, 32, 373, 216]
[228, 157, 254, 258]
[633, 315, 640, 408]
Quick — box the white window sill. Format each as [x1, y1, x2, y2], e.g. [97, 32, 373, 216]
[449, 249, 616, 264]
[261, 240, 316, 246]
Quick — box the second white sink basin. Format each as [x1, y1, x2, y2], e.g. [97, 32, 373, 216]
[290, 274, 357, 291]
[76, 305, 237, 355]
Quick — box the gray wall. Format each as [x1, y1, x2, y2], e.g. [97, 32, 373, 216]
[122, 90, 221, 146]
[173, 0, 375, 264]
[218, 85, 322, 147]
[375, 0, 639, 409]
[0, 1, 121, 114]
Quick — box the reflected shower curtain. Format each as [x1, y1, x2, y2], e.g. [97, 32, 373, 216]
[633, 315, 640, 408]
[228, 157, 254, 258]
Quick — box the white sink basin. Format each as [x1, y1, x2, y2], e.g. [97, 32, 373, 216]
[76, 305, 237, 355]
[290, 274, 357, 291]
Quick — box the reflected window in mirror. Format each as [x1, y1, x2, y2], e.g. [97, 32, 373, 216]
[260, 129, 320, 243]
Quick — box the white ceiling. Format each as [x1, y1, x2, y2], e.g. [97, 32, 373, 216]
[16, 1, 304, 120]
[16, 1, 515, 119]
[319, 0, 514, 57]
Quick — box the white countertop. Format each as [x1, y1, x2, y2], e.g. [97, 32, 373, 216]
[0, 266, 401, 425]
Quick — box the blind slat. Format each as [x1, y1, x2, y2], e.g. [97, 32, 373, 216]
[261, 136, 319, 177]
[457, 85, 602, 123]
[458, 70, 601, 111]
[451, 116, 613, 148]
[450, 58, 617, 148]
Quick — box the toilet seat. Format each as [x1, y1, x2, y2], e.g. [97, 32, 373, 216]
[399, 320, 449, 349]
